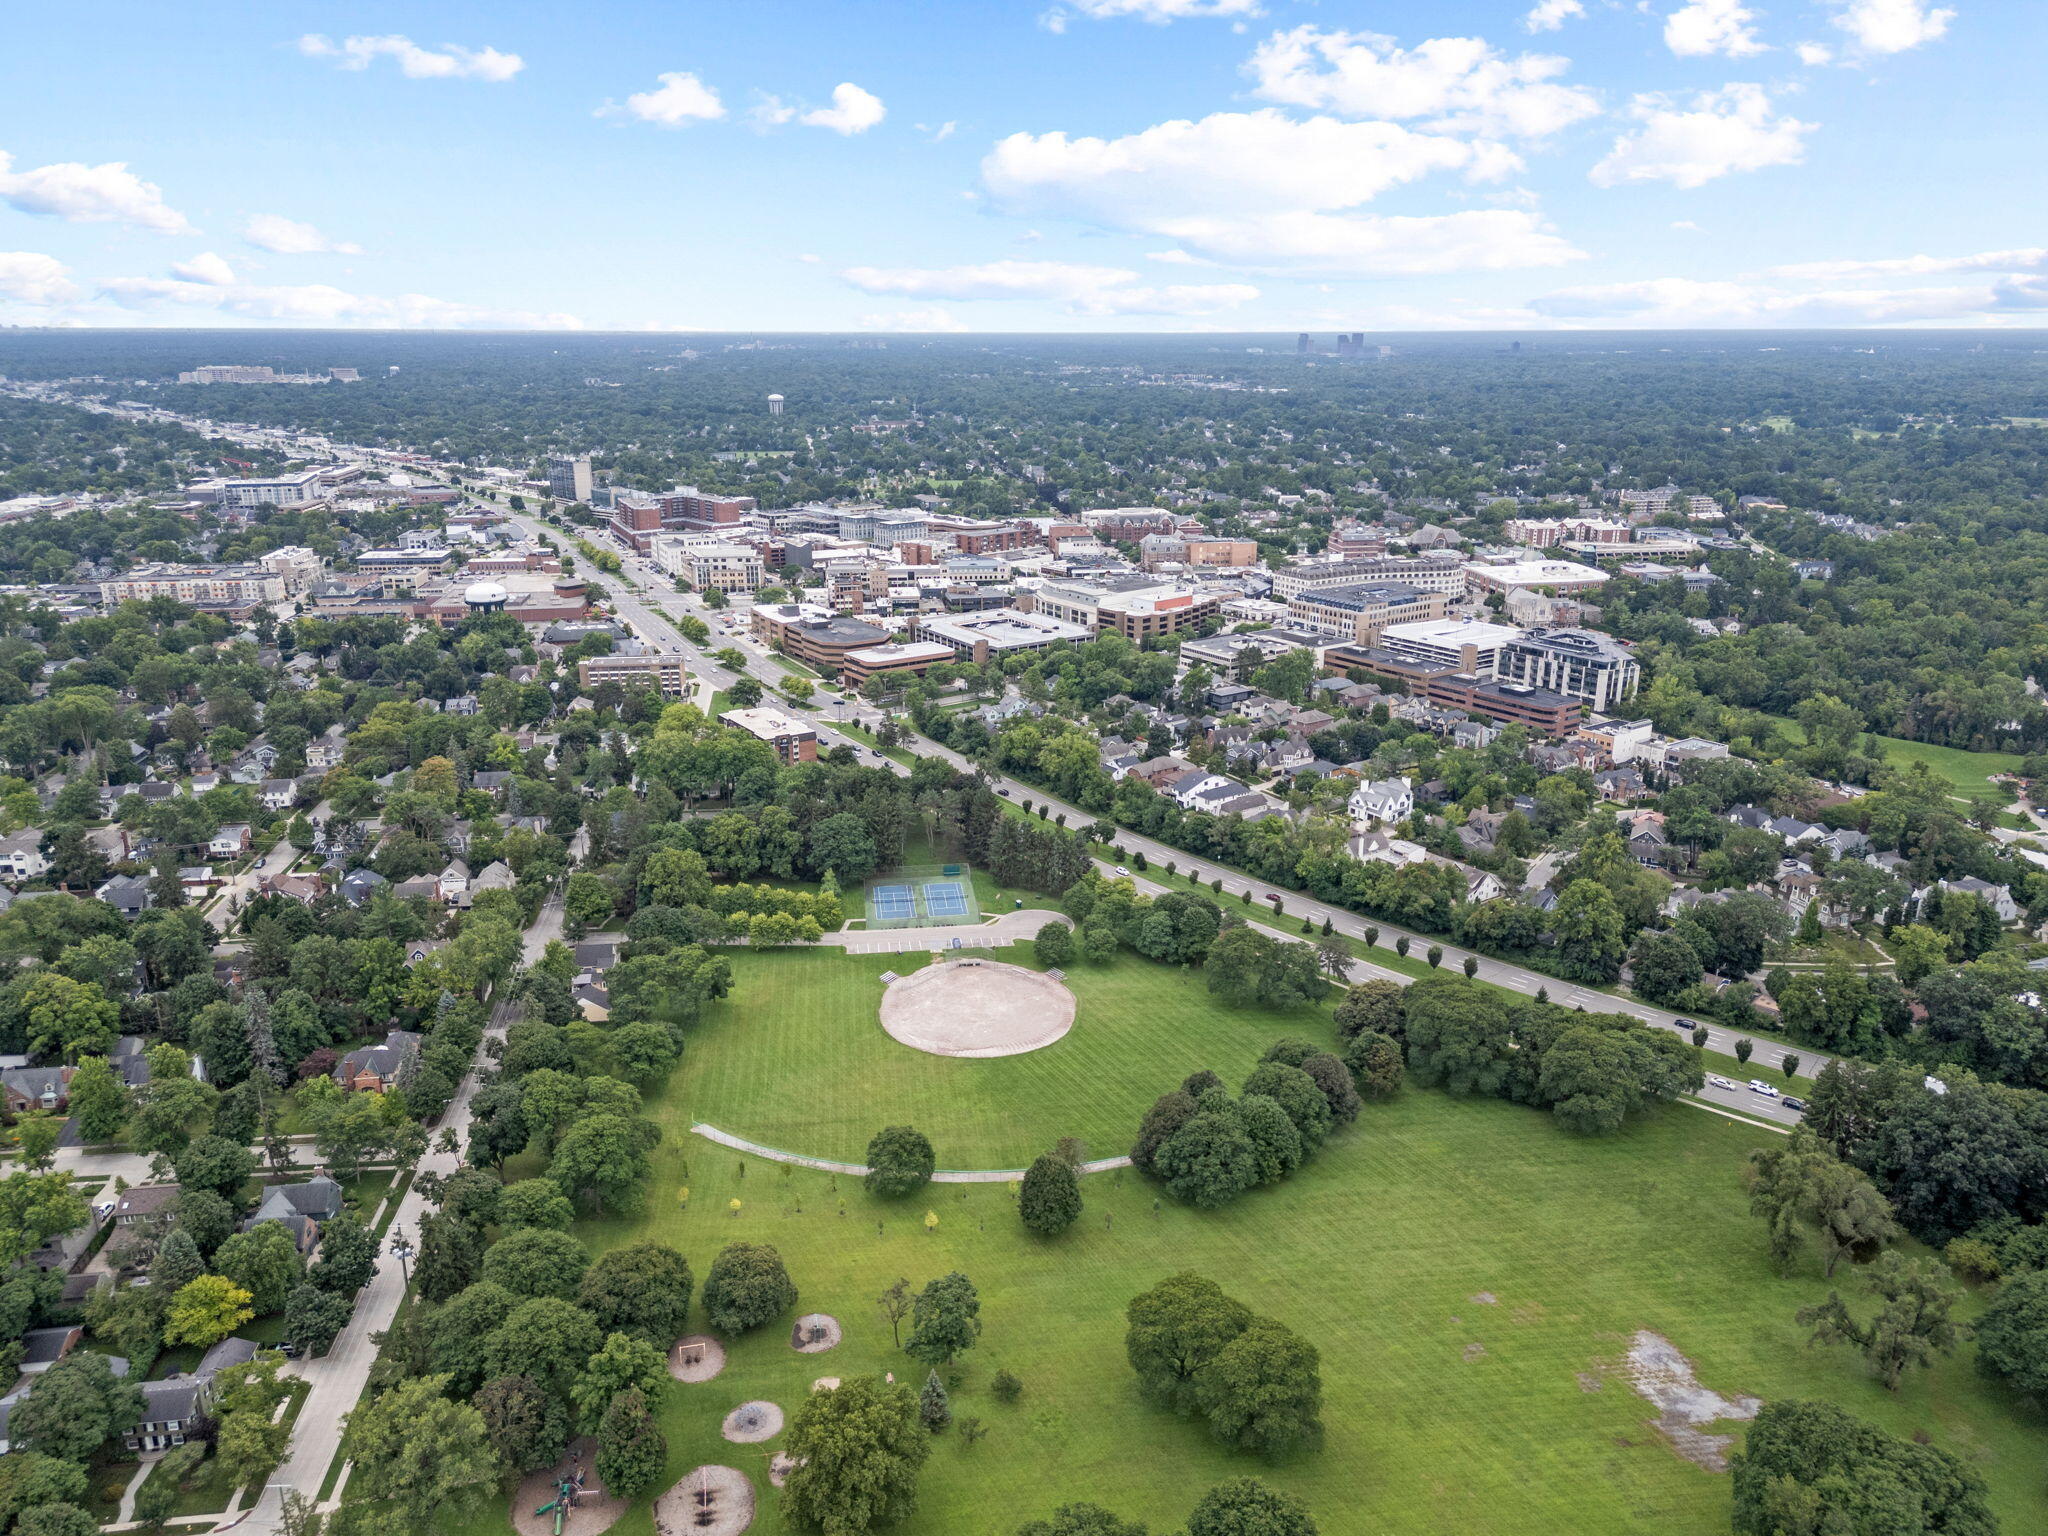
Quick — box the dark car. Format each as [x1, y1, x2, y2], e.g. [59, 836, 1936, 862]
[1782, 1096, 1808, 1113]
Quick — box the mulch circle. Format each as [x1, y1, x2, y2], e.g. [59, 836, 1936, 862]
[721, 1400, 785, 1444]
[768, 1452, 805, 1489]
[654, 1465, 753, 1536]
[790, 1313, 842, 1353]
[669, 1334, 727, 1384]
[510, 1438, 627, 1536]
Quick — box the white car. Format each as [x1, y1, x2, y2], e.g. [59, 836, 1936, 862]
[1113, 865, 1131, 877]
[1748, 1080, 1781, 1098]
[1706, 1074, 1734, 1091]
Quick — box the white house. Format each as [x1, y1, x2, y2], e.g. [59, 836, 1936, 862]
[0, 830, 49, 883]
[1165, 769, 1236, 810]
[1346, 826, 1428, 868]
[437, 860, 471, 904]
[1347, 776, 1414, 825]
[207, 824, 252, 859]
[1938, 876, 2021, 924]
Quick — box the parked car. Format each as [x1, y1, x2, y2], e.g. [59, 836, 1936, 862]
[1706, 1074, 1734, 1091]
[1748, 1080, 1781, 1098]
[1782, 1096, 1808, 1113]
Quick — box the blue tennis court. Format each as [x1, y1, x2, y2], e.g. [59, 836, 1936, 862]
[922, 880, 969, 916]
[870, 884, 915, 919]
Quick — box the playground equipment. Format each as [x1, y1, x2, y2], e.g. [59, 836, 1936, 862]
[534, 1468, 587, 1536]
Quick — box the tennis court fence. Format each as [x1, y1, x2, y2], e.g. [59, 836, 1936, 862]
[863, 864, 985, 931]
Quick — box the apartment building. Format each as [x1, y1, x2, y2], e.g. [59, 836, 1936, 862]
[546, 455, 593, 504]
[1269, 554, 1466, 601]
[576, 652, 691, 698]
[1285, 582, 1451, 644]
[719, 706, 818, 763]
[1377, 617, 1520, 675]
[219, 469, 331, 510]
[667, 542, 765, 593]
[749, 603, 894, 677]
[100, 563, 288, 606]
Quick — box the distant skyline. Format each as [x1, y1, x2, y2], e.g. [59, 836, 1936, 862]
[1, 0, 2041, 333]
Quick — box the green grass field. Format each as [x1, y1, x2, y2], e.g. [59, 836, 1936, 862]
[492, 1056, 2048, 1536]
[1765, 714, 2023, 801]
[682, 947, 1315, 1169]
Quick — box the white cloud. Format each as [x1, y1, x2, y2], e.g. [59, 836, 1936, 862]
[858, 306, 969, 332]
[1827, 0, 1954, 54]
[1590, 84, 1813, 189]
[796, 253, 823, 264]
[1245, 26, 1600, 138]
[1050, 0, 1263, 23]
[1796, 41, 1836, 64]
[1524, 0, 1586, 32]
[1767, 248, 2048, 280]
[841, 258, 1257, 316]
[981, 109, 1577, 276]
[0, 252, 79, 307]
[297, 34, 524, 82]
[100, 269, 578, 328]
[0, 150, 192, 234]
[1147, 248, 1199, 263]
[169, 252, 236, 286]
[800, 83, 886, 135]
[1528, 275, 2003, 325]
[1663, 0, 1768, 58]
[918, 121, 959, 143]
[1672, 219, 1702, 230]
[609, 71, 726, 127]
[241, 214, 363, 255]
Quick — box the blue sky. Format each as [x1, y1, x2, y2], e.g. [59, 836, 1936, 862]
[1, 0, 2042, 331]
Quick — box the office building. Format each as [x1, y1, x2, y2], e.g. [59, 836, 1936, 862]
[218, 469, 331, 510]
[1377, 617, 1521, 676]
[1030, 578, 1222, 642]
[720, 706, 814, 762]
[749, 604, 894, 677]
[1285, 582, 1451, 644]
[546, 456, 593, 504]
[650, 539, 764, 594]
[1460, 558, 1609, 595]
[915, 608, 1092, 664]
[1497, 628, 1642, 711]
[838, 640, 958, 690]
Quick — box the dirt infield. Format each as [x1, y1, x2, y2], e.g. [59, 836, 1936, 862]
[669, 1334, 726, 1383]
[511, 1439, 626, 1536]
[654, 1465, 753, 1536]
[877, 959, 1077, 1057]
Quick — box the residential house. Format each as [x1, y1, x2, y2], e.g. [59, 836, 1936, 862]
[0, 830, 49, 884]
[304, 727, 347, 770]
[1347, 825, 1428, 867]
[208, 824, 253, 858]
[436, 860, 471, 904]
[16, 1326, 82, 1377]
[123, 1337, 260, 1452]
[1459, 809, 1507, 856]
[1464, 868, 1507, 904]
[338, 868, 388, 907]
[111, 1036, 152, 1089]
[335, 1029, 422, 1093]
[1622, 810, 1669, 866]
[1347, 776, 1414, 825]
[1, 1065, 74, 1116]
[258, 779, 298, 813]
[93, 875, 151, 918]
[112, 1184, 181, 1227]
[240, 1175, 344, 1254]
[1595, 767, 1648, 803]
[468, 860, 516, 900]
[1164, 770, 1235, 810]
[1939, 876, 2021, 924]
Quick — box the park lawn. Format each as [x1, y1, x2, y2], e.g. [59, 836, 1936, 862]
[678, 947, 1315, 1170]
[438, 1079, 2048, 1536]
[1764, 713, 2022, 801]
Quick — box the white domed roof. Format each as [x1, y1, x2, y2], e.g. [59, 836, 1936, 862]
[463, 580, 509, 605]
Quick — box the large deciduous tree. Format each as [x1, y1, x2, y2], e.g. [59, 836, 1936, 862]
[779, 1376, 930, 1535]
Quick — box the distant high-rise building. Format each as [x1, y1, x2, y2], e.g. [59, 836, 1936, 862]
[1296, 334, 1312, 355]
[767, 393, 785, 416]
[546, 455, 593, 504]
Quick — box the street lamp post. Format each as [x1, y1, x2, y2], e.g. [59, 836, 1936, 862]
[389, 1226, 415, 1291]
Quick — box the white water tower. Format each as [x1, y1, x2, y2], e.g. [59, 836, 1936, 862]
[767, 393, 784, 417]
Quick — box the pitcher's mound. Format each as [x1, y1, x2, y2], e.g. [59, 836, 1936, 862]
[656, 1465, 753, 1536]
[722, 1401, 784, 1443]
[791, 1313, 841, 1353]
[879, 960, 1076, 1057]
[669, 1335, 726, 1383]
[511, 1439, 626, 1536]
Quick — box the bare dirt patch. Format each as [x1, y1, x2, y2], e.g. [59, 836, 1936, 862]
[1462, 1342, 1487, 1362]
[1470, 1292, 1499, 1305]
[722, 1400, 785, 1443]
[878, 959, 1077, 1057]
[791, 1313, 841, 1353]
[1575, 1372, 1604, 1393]
[811, 1376, 841, 1393]
[1611, 1330, 1761, 1471]
[768, 1452, 804, 1489]
[512, 1439, 627, 1536]
[655, 1465, 753, 1536]
[669, 1335, 726, 1384]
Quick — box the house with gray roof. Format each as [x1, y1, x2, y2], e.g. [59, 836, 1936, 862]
[241, 1174, 343, 1253]
[336, 1029, 421, 1094]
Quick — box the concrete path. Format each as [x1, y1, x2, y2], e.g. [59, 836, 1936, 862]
[820, 907, 1066, 955]
[112, 1457, 157, 1524]
[691, 1122, 1132, 1182]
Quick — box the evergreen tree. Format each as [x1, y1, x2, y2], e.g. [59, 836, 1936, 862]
[919, 1369, 951, 1432]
